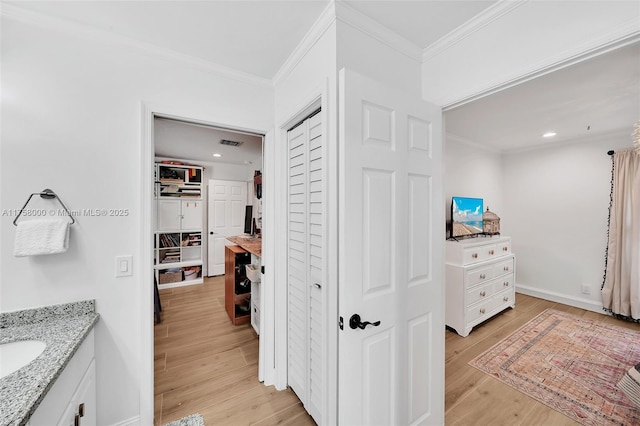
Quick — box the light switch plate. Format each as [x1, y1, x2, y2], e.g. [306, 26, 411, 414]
[115, 255, 133, 277]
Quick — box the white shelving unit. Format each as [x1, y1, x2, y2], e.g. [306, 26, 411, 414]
[154, 163, 204, 288]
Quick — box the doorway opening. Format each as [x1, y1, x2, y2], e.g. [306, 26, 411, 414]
[150, 115, 306, 424]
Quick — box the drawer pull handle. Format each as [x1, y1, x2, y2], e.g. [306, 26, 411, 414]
[79, 403, 85, 417]
[480, 308, 486, 314]
[480, 291, 486, 297]
[480, 274, 486, 279]
[472, 253, 478, 258]
[503, 296, 509, 302]
[504, 266, 509, 271]
[75, 415, 80, 426]
[503, 246, 508, 251]
[503, 281, 509, 287]
[489, 250, 495, 255]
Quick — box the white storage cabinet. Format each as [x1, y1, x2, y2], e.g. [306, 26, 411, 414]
[445, 236, 515, 337]
[154, 163, 204, 288]
[28, 330, 96, 426]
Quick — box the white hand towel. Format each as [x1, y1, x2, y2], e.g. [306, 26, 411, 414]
[13, 218, 70, 257]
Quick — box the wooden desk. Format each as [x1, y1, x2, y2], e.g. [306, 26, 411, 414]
[224, 245, 251, 325]
[226, 235, 261, 257]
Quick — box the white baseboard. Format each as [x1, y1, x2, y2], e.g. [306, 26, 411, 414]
[111, 416, 140, 426]
[516, 284, 604, 314]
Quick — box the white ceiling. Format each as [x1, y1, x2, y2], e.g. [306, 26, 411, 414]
[445, 42, 640, 152]
[8, 1, 638, 156]
[154, 117, 263, 165]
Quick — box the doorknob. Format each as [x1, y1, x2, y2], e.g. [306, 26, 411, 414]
[210, 231, 217, 235]
[349, 314, 381, 330]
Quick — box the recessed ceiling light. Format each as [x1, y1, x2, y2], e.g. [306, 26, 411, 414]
[542, 132, 557, 138]
[213, 153, 222, 157]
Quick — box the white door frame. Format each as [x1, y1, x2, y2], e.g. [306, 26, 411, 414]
[139, 106, 270, 424]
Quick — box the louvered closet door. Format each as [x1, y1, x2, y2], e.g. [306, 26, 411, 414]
[287, 111, 323, 423]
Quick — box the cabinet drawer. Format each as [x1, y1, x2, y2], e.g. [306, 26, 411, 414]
[466, 300, 494, 324]
[494, 287, 515, 307]
[466, 281, 494, 306]
[493, 258, 514, 277]
[466, 265, 494, 287]
[497, 240, 511, 255]
[251, 302, 260, 335]
[494, 273, 514, 293]
[463, 244, 498, 264]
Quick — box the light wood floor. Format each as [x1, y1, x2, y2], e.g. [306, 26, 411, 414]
[154, 275, 315, 426]
[446, 292, 640, 425]
[155, 279, 640, 425]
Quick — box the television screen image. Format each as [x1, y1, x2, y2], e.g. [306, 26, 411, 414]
[451, 197, 484, 238]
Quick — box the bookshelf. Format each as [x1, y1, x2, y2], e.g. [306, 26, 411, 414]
[154, 162, 204, 288]
[157, 163, 203, 198]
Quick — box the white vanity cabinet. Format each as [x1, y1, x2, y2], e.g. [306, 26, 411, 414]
[29, 330, 96, 426]
[445, 236, 516, 337]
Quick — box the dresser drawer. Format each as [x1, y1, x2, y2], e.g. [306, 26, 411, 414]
[466, 264, 494, 287]
[463, 244, 499, 264]
[494, 273, 514, 293]
[493, 258, 514, 277]
[467, 280, 494, 306]
[493, 287, 515, 308]
[466, 299, 495, 324]
[497, 240, 511, 255]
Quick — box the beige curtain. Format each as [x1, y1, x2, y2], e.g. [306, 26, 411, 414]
[602, 148, 640, 319]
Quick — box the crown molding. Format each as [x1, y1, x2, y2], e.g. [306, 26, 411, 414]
[335, 1, 422, 62]
[272, 1, 336, 86]
[447, 127, 633, 156]
[503, 127, 633, 156]
[1, 3, 272, 88]
[442, 24, 640, 110]
[422, 0, 528, 63]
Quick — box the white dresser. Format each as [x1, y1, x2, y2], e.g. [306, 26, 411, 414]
[445, 236, 515, 337]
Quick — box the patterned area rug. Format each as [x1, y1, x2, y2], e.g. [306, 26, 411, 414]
[469, 309, 640, 425]
[164, 413, 205, 426]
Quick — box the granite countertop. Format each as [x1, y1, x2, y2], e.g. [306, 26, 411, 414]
[227, 235, 262, 257]
[0, 300, 99, 426]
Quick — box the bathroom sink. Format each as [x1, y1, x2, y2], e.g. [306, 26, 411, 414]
[0, 340, 46, 379]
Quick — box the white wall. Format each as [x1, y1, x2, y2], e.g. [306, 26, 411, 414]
[444, 135, 503, 233]
[336, 14, 422, 94]
[503, 131, 632, 311]
[1, 16, 273, 425]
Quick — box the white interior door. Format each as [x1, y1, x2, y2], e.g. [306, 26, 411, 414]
[338, 68, 444, 425]
[287, 110, 323, 423]
[207, 179, 247, 276]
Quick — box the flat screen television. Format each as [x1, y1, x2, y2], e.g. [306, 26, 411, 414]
[451, 196, 484, 239]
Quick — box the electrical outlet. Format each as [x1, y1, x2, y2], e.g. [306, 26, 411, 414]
[581, 284, 591, 295]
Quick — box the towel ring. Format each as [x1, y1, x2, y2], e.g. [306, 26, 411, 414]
[13, 188, 76, 226]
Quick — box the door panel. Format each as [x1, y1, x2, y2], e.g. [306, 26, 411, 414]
[287, 111, 324, 423]
[207, 180, 247, 276]
[338, 68, 444, 425]
[157, 199, 181, 231]
[181, 200, 202, 230]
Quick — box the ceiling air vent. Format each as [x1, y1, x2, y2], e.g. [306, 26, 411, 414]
[220, 139, 243, 147]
